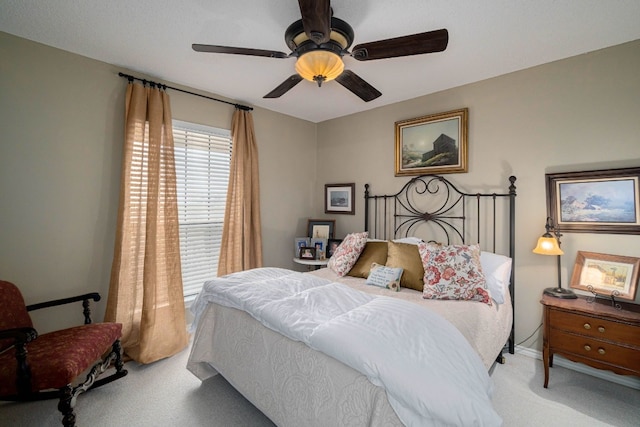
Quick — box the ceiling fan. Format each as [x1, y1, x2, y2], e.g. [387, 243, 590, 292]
[192, 0, 448, 102]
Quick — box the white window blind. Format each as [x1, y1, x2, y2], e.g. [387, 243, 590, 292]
[173, 120, 231, 300]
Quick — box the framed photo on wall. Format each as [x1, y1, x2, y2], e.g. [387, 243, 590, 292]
[546, 167, 640, 234]
[570, 251, 639, 300]
[394, 108, 468, 176]
[325, 183, 355, 215]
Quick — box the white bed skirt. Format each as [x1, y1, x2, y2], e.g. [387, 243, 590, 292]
[187, 302, 403, 427]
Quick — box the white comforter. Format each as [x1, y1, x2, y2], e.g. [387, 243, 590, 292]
[191, 267, 501, 427]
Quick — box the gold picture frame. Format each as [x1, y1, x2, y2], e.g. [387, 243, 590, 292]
[570, 251, 640, 301]
[395, 108, 468, 176]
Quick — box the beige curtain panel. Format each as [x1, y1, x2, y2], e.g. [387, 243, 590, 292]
[106, 82, 188, 364]
[218, 109, 263, 276]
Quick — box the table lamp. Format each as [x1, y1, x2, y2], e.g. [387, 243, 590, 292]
[533, 217, 577, 299]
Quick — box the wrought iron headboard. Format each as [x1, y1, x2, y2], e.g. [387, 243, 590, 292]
[364, 174, 517, 354]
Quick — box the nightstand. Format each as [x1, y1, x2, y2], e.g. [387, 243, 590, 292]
[293, 258, 329, 271]
[541, 294, 640, 388]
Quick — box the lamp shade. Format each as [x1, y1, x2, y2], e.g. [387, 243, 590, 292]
[295, 50, 344, 85]
[532, 235, 564, 255]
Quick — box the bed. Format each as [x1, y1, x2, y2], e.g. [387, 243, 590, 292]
[187, 175, 517, 426]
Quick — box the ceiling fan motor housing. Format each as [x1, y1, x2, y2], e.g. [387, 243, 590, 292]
[284, 17, 354, 52]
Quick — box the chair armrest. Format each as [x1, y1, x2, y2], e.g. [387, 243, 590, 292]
[0, 327, 38, 351]
[0, 327, 38, 394]
[26, 292, 101, 324]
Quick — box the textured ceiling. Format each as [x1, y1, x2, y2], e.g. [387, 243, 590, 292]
[2, 0, 640, 123]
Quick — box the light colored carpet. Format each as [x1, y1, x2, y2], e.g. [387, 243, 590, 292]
[492, 351, 640, 427]
[1, 345, 639, 426]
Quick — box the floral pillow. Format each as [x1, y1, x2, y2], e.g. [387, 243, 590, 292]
[366, 262, 403, 291]
[418, 242, 492, 305]
[327, 232, 368, 276]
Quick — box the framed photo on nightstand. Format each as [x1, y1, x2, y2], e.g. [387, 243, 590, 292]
[310, 238, 328, 260]
[294, 237, 310, 258]
[299, 247, 316, 260]
[327, 239, 343, 258]
[307, 219, 335, 240]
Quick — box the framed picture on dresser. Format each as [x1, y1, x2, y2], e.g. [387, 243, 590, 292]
[570, 251, 640, 300]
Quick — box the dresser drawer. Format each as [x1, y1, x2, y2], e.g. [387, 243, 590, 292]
[550, 309, 640, 347]
[549, 328, 640, 372]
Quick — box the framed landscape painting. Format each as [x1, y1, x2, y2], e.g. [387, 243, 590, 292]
[325, 183, 355, 215]
[546, 167, 640, 234]
[570, 251, 639, 300]
[394, 108, 468, 176]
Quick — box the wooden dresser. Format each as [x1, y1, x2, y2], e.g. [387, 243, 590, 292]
[541, 294, 640, 388]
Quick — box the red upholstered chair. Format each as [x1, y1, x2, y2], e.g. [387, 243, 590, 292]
[0, 280, 127, 427]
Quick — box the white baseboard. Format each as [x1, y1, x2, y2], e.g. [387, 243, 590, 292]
[514, 345, 640, 390]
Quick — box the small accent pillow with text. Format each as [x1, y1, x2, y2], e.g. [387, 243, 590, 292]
[327, 232, 368, 276]
[366, 263, 403, 291]
[419, 243, 492, 305]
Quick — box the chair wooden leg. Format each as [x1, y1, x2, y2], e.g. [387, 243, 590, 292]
[58, 385, 76, 427]
[113, 339, 125, 373]
[55, 340, 128, 426]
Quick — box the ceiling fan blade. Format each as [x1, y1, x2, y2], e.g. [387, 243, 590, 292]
[351, 28, 448, 61]
[298, 0, 331, 44]
[263, 75, 304, 98]
[192, 44, 290, 59]
[335, 70, 382, 102]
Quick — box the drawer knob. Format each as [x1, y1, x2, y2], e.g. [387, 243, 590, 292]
[584, 345, 591, 351]
[583, 323, 591, 330]
[598, 326, 605, 333]
[598, 348, 606, 355]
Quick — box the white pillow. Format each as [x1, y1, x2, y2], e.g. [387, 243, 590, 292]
[392, 237, 424, 245]
[480, 251, 512, 305]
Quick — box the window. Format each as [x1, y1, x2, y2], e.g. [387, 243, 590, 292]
[173, 120, 231, 300]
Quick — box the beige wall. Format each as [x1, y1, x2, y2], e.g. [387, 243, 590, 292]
[0, 31, 316, 332]
[2, 30, 640, 351]
[316, 39, 640, 350]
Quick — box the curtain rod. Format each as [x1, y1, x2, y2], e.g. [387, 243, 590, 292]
[118, 72, 253, 111]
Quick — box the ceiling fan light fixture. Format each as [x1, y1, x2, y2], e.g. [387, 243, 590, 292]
[295, 50, 344, 86]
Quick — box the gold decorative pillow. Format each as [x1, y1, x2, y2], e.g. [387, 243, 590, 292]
[347, 241, 389, 278]
[385, 241, 425, 291]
